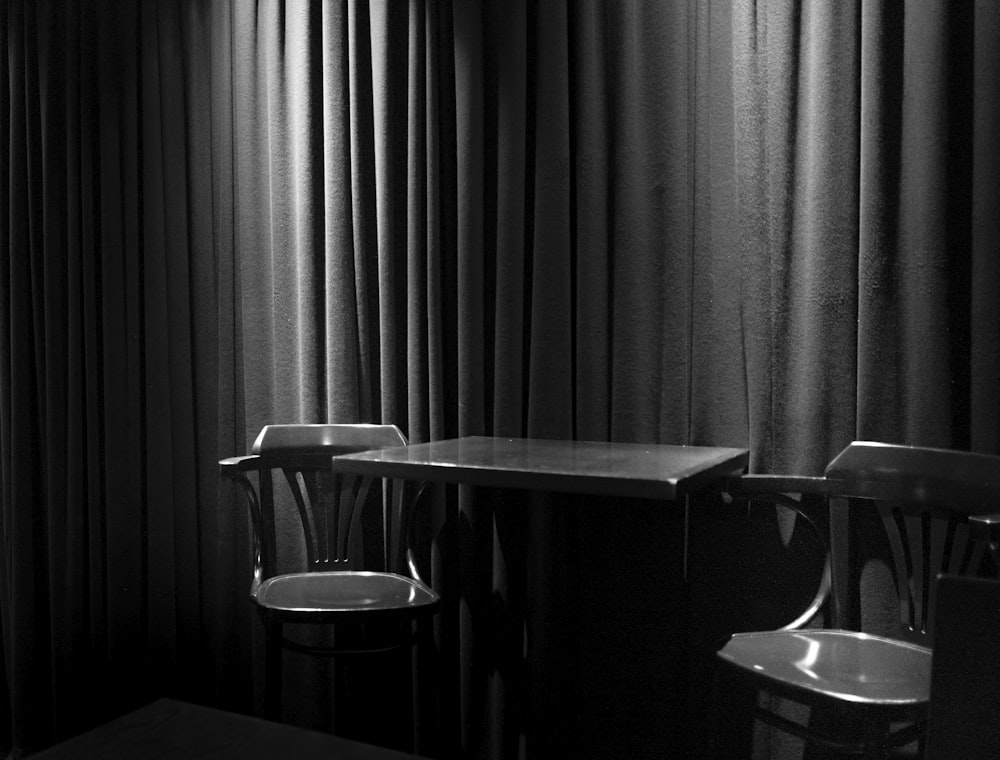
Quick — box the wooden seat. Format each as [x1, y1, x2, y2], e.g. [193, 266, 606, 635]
[713, 441, 1000, 759]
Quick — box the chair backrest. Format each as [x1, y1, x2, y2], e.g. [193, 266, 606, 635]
[824, 441, 1000, 644]
[222, 424, 410, 586]
[924, 574, 1000, 759]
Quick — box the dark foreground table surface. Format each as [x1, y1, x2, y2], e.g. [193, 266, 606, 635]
[331, 435, 749, 501]
[30, 698, 427, 760]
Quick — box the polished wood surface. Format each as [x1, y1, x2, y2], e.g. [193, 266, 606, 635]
[719, 630, 931, 704]
[331, 436, 748, 500]
[30, 698, 428, 759]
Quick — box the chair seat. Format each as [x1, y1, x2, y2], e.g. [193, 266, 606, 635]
[255, 571, 440, 616]
[718, 630, 931, 707]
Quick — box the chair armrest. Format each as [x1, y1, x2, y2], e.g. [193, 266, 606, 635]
[721, 473, 835, 630]
[402, 480, 436, 587]
[723, 474, 829, 500]
[219, 454, 261, 477]
[969, 513, 1000, 544]
[219, 454, 267, 588]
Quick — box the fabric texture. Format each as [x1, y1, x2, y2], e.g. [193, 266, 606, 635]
[1, 0, 998, 758]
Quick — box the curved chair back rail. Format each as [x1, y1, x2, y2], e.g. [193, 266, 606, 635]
[824, 440, 1000, 508]
[253, 423, 411, 457]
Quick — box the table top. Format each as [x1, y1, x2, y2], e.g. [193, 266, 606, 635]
[331, 436, 748, 501]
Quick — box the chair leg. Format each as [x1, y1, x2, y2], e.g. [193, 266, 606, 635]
[265, 622, 283, 722]
[410, 620, 422, 754]
[412, 615, 440, 757]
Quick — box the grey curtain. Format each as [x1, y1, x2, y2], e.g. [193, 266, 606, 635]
[1, 0, 998, 758]
[0, 0, 248, 753]
[735, 0, 1000, 477]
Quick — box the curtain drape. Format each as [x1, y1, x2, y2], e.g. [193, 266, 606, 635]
[0, 0, 249, 754]
[734, 0, 999, 478]
[2, 0, 998, 758]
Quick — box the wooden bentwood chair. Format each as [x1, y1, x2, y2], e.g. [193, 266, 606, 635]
[219, 424, 440, 740]
[714, 441, 1000, 759]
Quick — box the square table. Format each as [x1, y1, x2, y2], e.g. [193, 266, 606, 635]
[332, 435, 748, 577]
[331, 436, 749, 759]
[329, 435, 748, 502]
